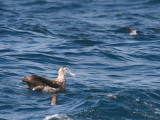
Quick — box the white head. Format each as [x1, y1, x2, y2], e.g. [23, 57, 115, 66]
[63, 66, 76, 77]
[57, 66, 76, 82]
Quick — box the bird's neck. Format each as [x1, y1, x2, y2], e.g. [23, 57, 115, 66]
[57, 70, 66, 80]
[57, 71, 66, 90]
[55, 68, 67, 90]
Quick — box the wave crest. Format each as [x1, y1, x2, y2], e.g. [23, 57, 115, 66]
[44, 114, 73, 120]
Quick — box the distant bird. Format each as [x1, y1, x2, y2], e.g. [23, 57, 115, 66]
[22, 66, 76, 93]
[129, 26, 137, 36]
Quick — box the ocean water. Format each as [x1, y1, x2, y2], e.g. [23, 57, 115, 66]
[0, 0, 160, 119]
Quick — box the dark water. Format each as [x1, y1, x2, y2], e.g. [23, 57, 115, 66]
[0, 0, 160, 119]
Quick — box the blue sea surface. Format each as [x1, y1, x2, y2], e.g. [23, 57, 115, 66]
[0, 0, 160, 120]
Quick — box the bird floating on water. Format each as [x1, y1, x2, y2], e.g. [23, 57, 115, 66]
[129, 26, 137, 36]
[22, 66, 76, 93]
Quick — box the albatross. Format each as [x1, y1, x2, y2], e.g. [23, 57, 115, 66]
[129, 26, 137, 36]
[22, 66, 75, 93]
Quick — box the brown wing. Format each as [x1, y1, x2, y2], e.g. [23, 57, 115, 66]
[22, 75, 60, 89]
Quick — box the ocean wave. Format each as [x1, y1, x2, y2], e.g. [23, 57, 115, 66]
[19, 23, 55, 37]
[74, 39, 103, 46]
[147, 0, 160, 4]
[0, 25, 55, 38]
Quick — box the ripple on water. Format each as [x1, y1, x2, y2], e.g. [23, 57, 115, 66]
[18, 23, 54, 36]
[74, 39, 104, 46]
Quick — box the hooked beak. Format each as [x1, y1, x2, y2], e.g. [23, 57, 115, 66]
[66, 69, 76, 77]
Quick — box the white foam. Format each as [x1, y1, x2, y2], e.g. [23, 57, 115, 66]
[107, 93, 117, 99]
[44, 114, 73, 120]
[155, 108, 160, 114]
